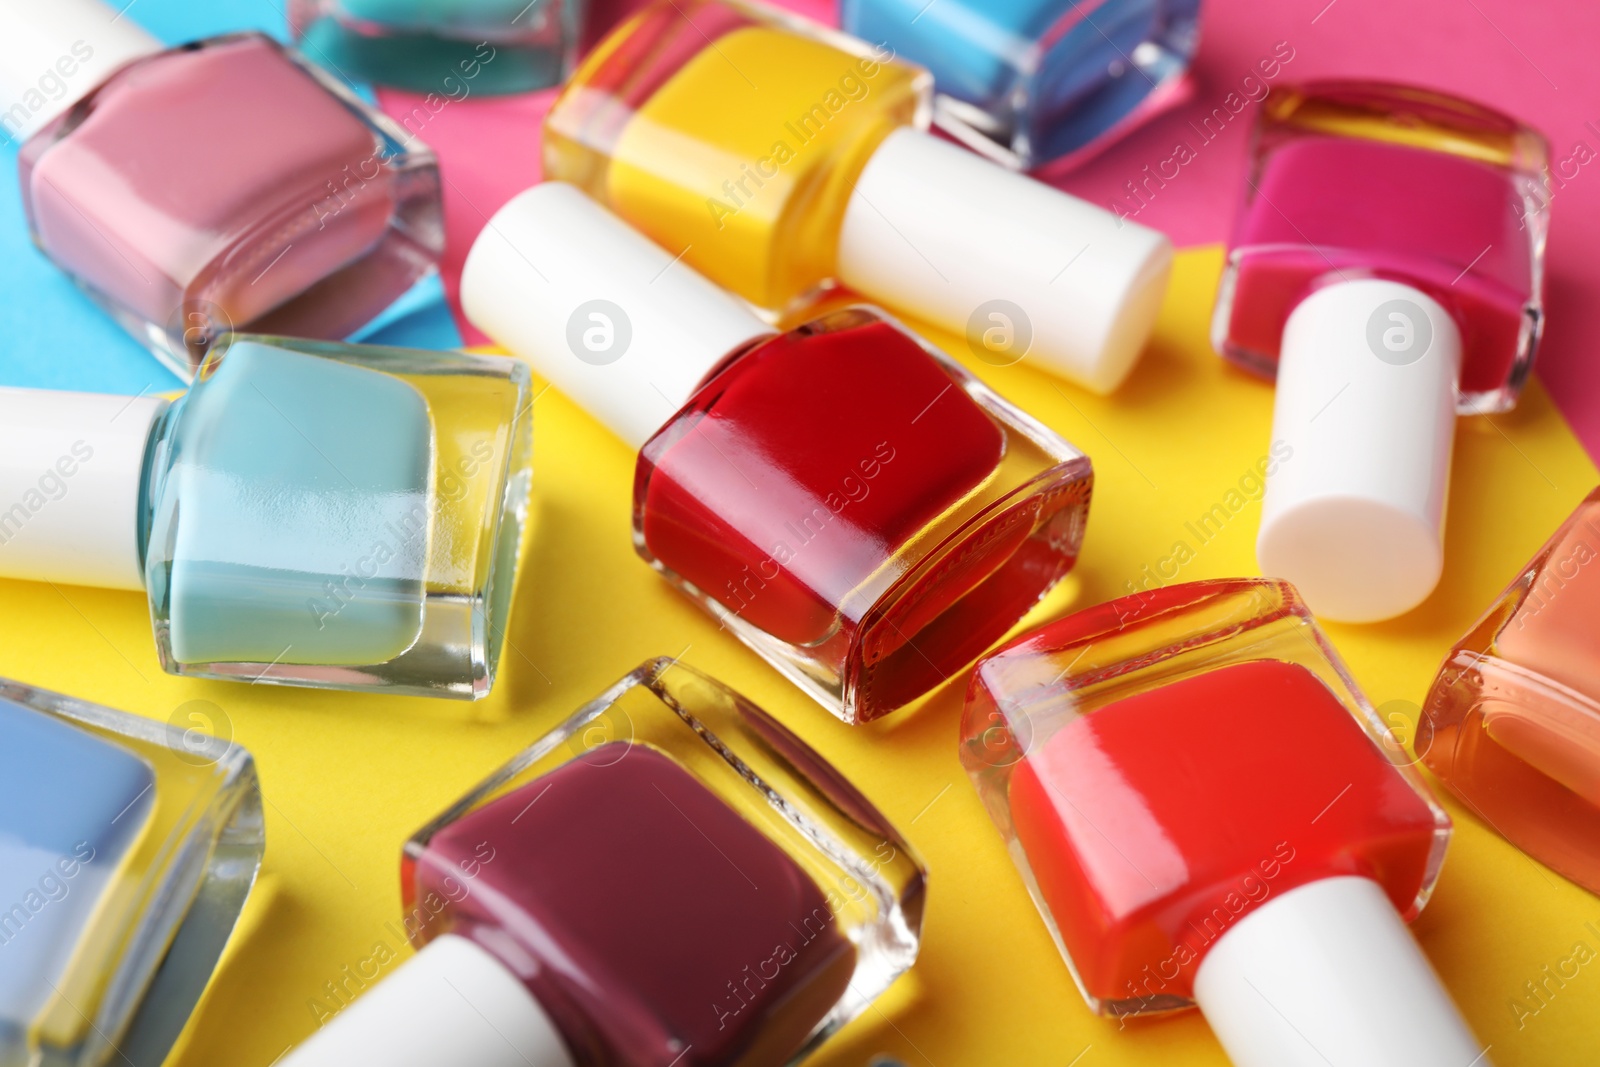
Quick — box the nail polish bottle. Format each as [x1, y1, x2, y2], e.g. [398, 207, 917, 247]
[1211, 82, 1550, 622]
[463, 182, 1093, 723]
[544, 0, 1173, 394]
[1, 0, 444, 381]
[1421, 486, 1600, 895]
[288, 0, 581, 94]
[962, 579, 1487, 1067]
[0, 677, 261, 1067]
[0, 336, 532, 698]
[278, 657, 925, 1067]
[839, 0, 1201, 171]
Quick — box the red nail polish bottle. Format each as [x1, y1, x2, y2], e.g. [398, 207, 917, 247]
[962, 579, 1486, 1067]
[279, 659, 926, 1067]
[463, 183, 1094, 724]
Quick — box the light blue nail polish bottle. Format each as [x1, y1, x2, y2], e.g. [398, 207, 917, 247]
[841, 0, 1201, 170]
[0, 678, 261, 1067]
[0, 335, 533, 699]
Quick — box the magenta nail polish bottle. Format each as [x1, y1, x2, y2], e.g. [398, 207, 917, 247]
[278, 659, 927, 1067]
[1, 0, 443, 380]
[1209, 82, 1550, 622]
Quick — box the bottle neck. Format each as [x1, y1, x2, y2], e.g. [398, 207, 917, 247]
[836, 126, 1173, 394]
[459, 183, 774, 453]
[1257, 278, 1462, 622]
[280, 934, 577, 1067]
[0, 387, 168, 591]
[1193, 876, 1483, 1067]
[0, 0, 163, 144]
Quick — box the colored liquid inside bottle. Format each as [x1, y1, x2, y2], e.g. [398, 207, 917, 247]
[156, 341, 433, 666]
[141, 336, 532, 698]
[1423, 490, 1600, 892]
[1213, 82, 1546, 408]
[635, 309, 1092, 721]
[0, 700, 154, 1055]
[545, 0, 928, 312]
[0, 684, 261, 1067]
[407, 743, 857, 1066]
[19, 33, 441, 376]
[841, 0, 1199, 169]
[1008, 660, 1440, 1006]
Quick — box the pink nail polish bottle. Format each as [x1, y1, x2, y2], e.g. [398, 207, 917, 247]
[1211, 82, 1550, 622]
[1, 0, 443, 380]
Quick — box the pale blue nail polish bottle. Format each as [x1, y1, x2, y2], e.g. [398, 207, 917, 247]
[0, 335, 533, 699]
[0, 678, 261, 1067]
[841, 0, 1201, 170]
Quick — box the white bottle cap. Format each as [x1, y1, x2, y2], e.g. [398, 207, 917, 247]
[1194, 876, 1487, 1067]
[280, 934, 577, 1067]
[460, 182, 773, 451]
[836, 127, 1172, 394]
[1257, 278, 1461, 622]
[0, 387, 166, 591]
[0, 0, 163, 144]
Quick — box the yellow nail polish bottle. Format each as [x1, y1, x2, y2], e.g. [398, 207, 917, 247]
[545, 0, 1174, 394]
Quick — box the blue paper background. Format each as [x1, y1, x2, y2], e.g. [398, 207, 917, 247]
[0, 0, 462, 397]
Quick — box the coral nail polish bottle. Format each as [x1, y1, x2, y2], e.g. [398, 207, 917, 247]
[1, 0, 444, 380]
[463, 183, 1093, 723]
[288, 0, 582, 94]
[544, 0, 1172, 393]
[0, 336, 532, 698]
[279, 658, 926, 1067]
[962, 579, 1487, 1067]
[840, 0, 1201, 171]
[1422, 486, 1600, 895]
[0, 677, 261, 1067]
[1212, 82, 1550, 622]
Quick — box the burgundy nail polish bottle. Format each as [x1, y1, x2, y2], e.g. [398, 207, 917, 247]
[462, 182, 1094, 724]
[1, 0, 443, 380]
[279, 658, 927, 1067]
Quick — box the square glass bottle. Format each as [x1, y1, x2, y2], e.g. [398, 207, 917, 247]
[960, 579, 1481, 1067]
[7, 4, 444, 380]
[634, 306, 1094, 722]
[0, 335, 534, 699]
[463, 183, 1094, 724]
[279, 658, 926, 1067]
[1208, 82, 1551, 623]
[288, 0, 583, 94]
[1421, 486, 1600, 894]
[0, 677, 262, 1067]
[543, 0, 1173, 393]
[1212, 81, 1548, 408]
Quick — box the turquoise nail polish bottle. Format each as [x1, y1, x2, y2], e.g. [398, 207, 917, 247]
[0, 336, 533, 699]
[289, 0, 583, 95]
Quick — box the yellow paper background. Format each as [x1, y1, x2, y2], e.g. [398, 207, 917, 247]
[6, 247, 1598, 1066]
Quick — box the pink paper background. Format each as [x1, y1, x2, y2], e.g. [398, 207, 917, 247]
[380, 0, 1600, 452]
